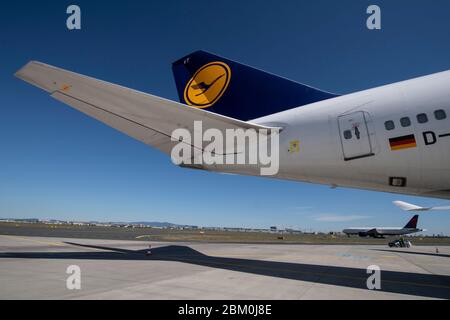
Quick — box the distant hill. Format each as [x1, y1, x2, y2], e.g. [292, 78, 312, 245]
[102, 221, 196, 228]
[125, 222, 183, 228]
[0, 218, 194, 228]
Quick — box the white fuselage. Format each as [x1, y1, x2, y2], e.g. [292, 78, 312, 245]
[342, 227, 421, 237]
[210, 70, 450, 199]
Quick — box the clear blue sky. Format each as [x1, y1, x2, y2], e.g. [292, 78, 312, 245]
[1, 0, 450, 234]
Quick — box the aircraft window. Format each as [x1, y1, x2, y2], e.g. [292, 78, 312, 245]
[384, 120, 395, 131]
[417, 113, 428, 124]
[400, 117, 411, 127]
[434, 109, 447, 120]
[343, 130, 352, 140]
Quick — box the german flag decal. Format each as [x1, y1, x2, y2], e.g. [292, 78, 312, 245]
[389, 134, 417, 151]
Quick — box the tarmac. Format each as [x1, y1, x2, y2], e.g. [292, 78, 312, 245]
[0, 235, 449, 299]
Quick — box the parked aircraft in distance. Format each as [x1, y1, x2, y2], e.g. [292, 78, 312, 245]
[343, 215, 423, 238]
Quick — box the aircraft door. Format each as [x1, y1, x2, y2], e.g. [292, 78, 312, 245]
[338, 111, 375, 161]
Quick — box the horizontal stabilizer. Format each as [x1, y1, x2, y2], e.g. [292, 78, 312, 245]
[15, 61, 281, 160]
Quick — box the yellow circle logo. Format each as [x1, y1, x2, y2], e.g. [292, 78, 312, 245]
[184, 62, 231, 108]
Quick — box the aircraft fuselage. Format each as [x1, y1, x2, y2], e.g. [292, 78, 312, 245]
[212, 70, 450, 199]
[343, 227, 422, 238]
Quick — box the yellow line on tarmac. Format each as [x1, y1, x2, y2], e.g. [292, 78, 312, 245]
[0, 235, 106, 252]
[0, 234, 63, 247]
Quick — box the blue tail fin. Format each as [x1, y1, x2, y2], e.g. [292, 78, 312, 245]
[404, 215, 419, 229]
[172, 51, 338, 121]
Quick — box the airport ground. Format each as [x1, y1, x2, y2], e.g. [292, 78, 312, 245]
[1, 222, 450, 245]
[1, 225, 450, 299]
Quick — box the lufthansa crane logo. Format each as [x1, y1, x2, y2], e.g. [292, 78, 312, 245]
[184, 61, 231, 108]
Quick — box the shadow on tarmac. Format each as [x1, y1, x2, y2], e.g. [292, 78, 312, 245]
[372, 249, 450, 259]
[1, 242, 449, 299]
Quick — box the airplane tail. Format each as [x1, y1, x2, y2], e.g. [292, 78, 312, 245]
[404, 215, 419, 229]
[393, 200, 450, 211]
[172, 50, 338, 121]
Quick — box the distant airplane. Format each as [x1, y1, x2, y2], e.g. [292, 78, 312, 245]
[393, 201, 450, 212]
[342, 215, 423, 238]
[15, 50, 450, 199]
